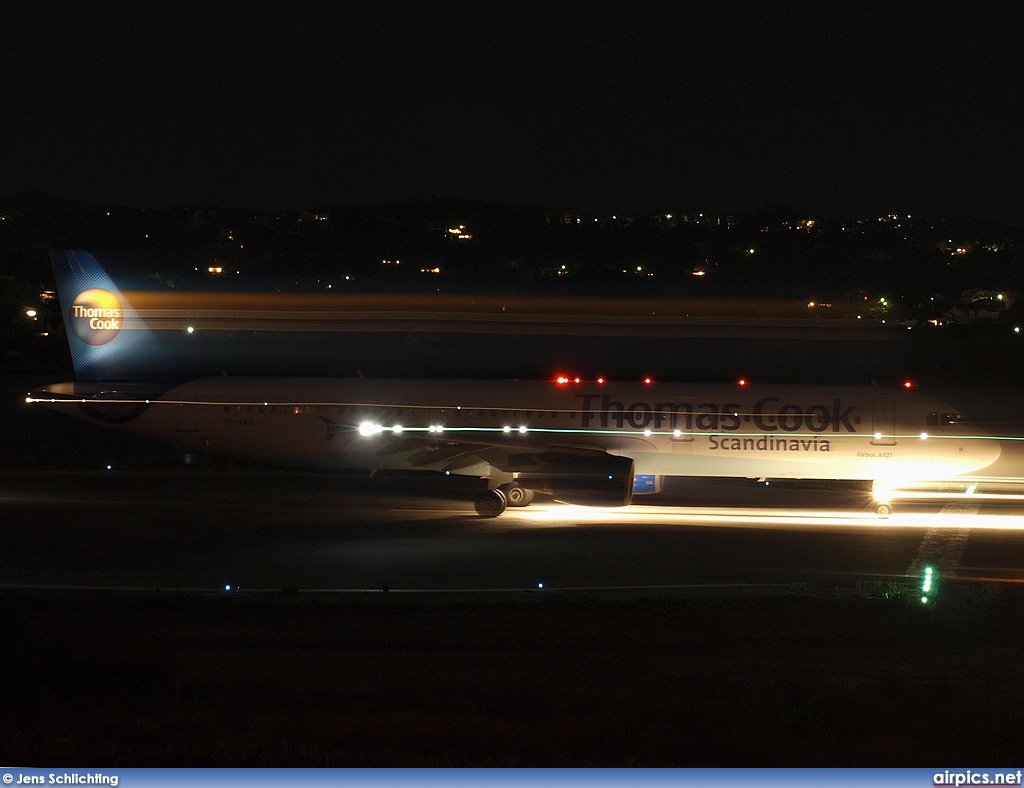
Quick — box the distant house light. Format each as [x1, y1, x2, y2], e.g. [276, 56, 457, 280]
[447, 224, 472, 240]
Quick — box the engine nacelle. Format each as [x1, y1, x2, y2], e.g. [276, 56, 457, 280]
[512, 452, 635, 507]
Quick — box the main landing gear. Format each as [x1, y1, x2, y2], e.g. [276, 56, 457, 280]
[473, 484, 535, 517]
[502, 483, 535, 507]
[474, 488, 507, 517]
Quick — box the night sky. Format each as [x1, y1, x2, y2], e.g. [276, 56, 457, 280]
[3, 1, 1022, 223]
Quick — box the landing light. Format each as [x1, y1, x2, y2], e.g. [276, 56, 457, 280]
[186, 326, 195, 334]
[358, 422, 383, 436]
[391, 425, 403, 434]
[518, 425, 527, 434]
[556, 375, 569, 385]
[874, 432, 882, 440]
[596, 377, 606, 384]
[643, 377, 653, 385]
[920, 432, 928, 440]
[503, 425, 511, 433]
[903, 381, 913, 388]
[738, 378, 747, 387]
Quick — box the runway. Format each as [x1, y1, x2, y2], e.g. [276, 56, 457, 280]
[4, 470, 1024, 593]
[7, 469, 1024, 766]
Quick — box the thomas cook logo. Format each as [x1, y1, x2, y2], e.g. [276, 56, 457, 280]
[70, 289, 123, 345]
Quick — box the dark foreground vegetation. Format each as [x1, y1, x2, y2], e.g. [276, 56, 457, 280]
[2, 586, 1023, 765]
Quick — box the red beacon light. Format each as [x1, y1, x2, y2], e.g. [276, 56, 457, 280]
[738, 378, 748, 387]
[903, 380, 914, 389]
[596, 376, 606, 385]
[643, 376, 653, 385]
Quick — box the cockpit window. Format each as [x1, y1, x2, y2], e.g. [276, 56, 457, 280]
[927, 412, 963, 426]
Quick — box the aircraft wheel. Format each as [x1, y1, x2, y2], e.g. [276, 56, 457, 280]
[503, 484, 534, 507]
[474, 489, 507, 517]
[875, 502, 892, 518]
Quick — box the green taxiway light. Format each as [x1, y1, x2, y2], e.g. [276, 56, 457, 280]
[921, 566, 937, 603]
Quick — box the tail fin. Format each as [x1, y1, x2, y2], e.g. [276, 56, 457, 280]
[51, 250, 149, 380]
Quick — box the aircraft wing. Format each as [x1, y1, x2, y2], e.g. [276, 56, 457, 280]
[365, 431, 611, 474]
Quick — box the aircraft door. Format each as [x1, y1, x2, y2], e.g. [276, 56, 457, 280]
[870, 397, 895, 446]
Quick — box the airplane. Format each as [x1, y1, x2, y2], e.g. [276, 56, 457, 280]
[26, 250, 1004, 517]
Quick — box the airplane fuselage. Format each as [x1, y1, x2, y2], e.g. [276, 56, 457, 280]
[31, 377, 1000, 492]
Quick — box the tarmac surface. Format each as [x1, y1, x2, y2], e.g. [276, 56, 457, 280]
[3, 470, 1024, 594]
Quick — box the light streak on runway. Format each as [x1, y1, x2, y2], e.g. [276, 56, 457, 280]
[513, 501, 1024, 530]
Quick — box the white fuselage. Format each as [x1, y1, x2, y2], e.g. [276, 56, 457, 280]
[32, 377, 1002, 489]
